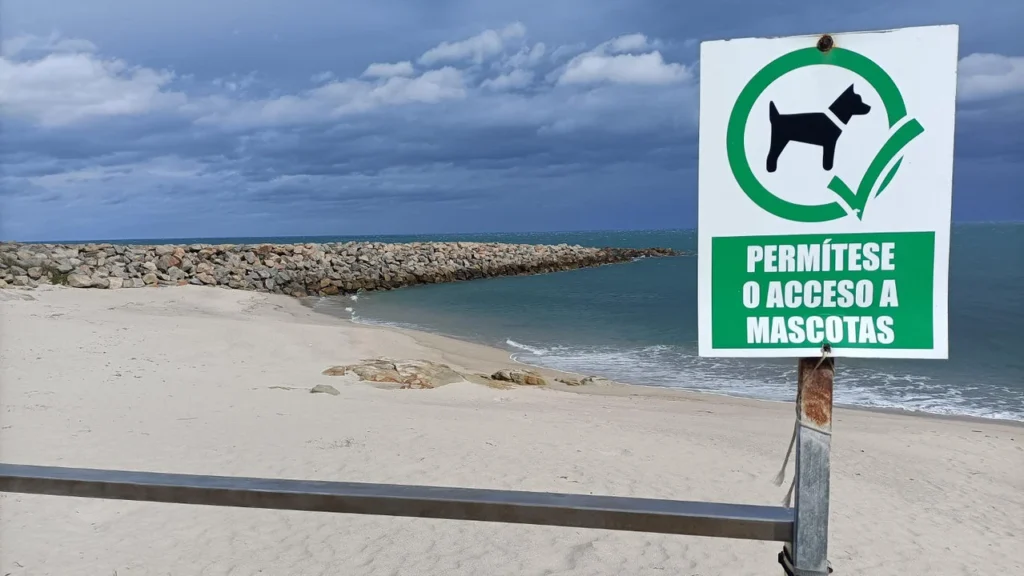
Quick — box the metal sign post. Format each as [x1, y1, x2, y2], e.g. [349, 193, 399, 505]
[781, 355, 835, 575]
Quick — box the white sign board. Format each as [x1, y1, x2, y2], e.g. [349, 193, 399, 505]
[698, 25, 958, 359]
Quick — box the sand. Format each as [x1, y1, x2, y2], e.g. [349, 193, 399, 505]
[1, 285, 1021, 575]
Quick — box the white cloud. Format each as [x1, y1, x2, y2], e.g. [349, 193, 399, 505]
[202, 67, 466, 128]
[0, 47, 187, 127]
[212, 72, 257, 93]
[550, 42, 587, 62]
[602, 33, 652, 54]
[362, 61, 415, 79]
[482, 69, 534, 91]
[419, 22, 526, 66]
[2, 32, 98, 57]
[365, 67, 466, 106]
[558, 51, 690, 86]
[552, 33, 687, 87]
[505, 42, 546, 69]
[958, 53, 1024, 102]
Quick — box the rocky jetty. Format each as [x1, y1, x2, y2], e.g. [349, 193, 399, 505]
[0, 241, 677, 297]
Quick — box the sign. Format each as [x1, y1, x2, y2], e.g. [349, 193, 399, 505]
[698, 25, 958, 358]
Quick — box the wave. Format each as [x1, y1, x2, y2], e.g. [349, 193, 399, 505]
[349, 314, 425, 332]
[504, 338, 1024, 422]
[505, 339, 549, 356]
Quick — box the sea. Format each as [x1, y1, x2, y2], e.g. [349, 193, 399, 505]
[86, 223, 1024, 422]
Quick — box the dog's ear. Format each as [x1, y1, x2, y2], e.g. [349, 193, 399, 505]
[842, 83, 856, 96]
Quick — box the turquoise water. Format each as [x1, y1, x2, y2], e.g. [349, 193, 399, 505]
[305, 224, 1023, 422]
[86, 224, 1024, 421]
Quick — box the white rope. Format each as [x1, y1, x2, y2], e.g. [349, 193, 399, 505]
[775, 347, 831, 507]
[782, 475, 796, 508]
[773, 418, 798, 486]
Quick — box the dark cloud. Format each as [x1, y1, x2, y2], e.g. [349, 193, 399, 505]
[1, 0, 1023, 240]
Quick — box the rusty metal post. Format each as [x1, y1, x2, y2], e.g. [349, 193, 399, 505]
[782, 355, 835, 575]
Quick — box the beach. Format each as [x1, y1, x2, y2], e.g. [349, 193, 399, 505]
[1, 285, 1021, 575]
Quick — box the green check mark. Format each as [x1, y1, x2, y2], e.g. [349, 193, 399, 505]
[826, 119, 925, 219]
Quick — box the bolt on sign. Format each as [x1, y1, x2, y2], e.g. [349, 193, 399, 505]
[697, 25, 959, 359]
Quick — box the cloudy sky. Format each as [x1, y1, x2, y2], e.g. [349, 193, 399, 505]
[2, 0, 1022, 241]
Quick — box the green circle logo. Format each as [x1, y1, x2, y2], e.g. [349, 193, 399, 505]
[727, 47, 925, 222]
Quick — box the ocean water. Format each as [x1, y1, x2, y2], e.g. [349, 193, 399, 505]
[304, 224, 1024, 422]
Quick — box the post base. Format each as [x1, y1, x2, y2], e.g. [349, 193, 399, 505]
[779, 543, 833, 575]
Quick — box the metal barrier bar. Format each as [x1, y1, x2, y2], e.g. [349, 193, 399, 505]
[0, 463, 792, 542]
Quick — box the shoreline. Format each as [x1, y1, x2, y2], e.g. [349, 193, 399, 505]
[310, 297, 1024, 426]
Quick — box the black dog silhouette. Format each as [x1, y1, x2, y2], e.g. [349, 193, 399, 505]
[766, 84, 871, 173]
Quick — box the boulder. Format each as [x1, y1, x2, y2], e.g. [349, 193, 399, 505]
[67, 273, 92, 288]
[491, 369, 547, 386]
[310, 384, 340, 396]
[323, 358, 465, 389]
[156, 254, 181, 272]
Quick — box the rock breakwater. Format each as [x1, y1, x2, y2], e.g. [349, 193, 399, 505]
[0, 241, 677, 297]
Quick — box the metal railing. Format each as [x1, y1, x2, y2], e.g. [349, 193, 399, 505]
[0, 463, 792, 542]
[0, 357, 834, 574]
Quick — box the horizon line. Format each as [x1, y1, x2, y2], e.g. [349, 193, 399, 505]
[7, 220, 1021, 245]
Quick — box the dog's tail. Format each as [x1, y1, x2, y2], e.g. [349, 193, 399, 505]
[769, 101, 779, 123]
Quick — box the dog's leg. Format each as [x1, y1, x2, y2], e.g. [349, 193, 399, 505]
[767, 137, 787, 173]
[766, 102, 784, 173]
[822, 141, 836, 171]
